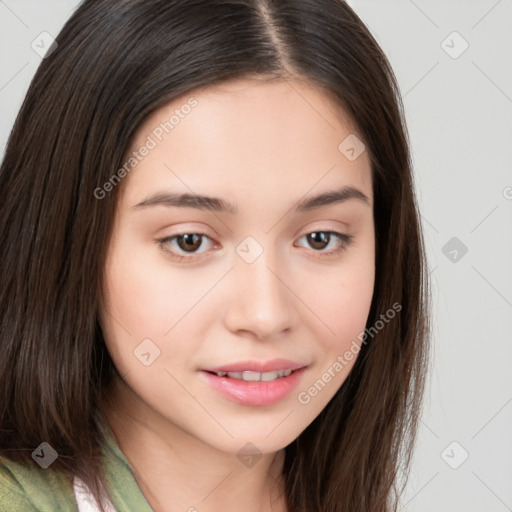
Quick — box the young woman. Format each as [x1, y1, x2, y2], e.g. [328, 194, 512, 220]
[0, 1, 431, 511]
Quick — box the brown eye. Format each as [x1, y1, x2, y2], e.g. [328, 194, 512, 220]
[158, 232, 215, 261]
[306, 232, 331, 250]
[175, 233, 204, 253]
[296, 230, 354, 256]
[158, 229, 353, 264]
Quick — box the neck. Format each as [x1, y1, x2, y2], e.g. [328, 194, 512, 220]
[100, 376, 288, 512]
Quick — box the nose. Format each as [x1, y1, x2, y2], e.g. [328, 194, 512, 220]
[223, 247, 297, 340]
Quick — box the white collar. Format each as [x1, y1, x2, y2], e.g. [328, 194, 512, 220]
[73, 475, 118, 512]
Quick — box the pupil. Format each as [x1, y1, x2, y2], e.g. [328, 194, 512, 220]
[178, 233, 202, 252]
[309, 232, 329, 250]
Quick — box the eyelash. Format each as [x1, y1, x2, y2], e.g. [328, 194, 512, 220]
[157, 229, 354, 263]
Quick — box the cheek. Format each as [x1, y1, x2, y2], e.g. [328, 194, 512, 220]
[298, 237, 375, 352]
[304, 282, 374, 380]
[103, 238, 194, 338]
[101, 235, 225, 376]
[293, 255, 375, 417]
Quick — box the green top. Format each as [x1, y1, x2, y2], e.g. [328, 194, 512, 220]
[0, 421, 155, 512]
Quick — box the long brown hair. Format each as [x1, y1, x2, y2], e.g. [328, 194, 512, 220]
[0, 1, 431, 510]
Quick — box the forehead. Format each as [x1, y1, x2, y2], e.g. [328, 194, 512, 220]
[121, 77, 372, 207]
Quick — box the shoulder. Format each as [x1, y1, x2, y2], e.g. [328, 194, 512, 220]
[0, 454, 78, 511]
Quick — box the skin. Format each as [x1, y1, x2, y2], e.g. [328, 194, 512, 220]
[99, 76, 375, 512]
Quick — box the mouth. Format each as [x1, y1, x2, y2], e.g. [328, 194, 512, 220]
[203, 368, 298, 382]
[199, 366, 308, 406]
[201, 357, 307, 375]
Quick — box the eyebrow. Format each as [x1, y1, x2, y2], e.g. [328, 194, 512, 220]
[131, 186, 371, 214]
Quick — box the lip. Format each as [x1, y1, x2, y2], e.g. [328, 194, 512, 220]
[201, 358, 307, 373]
[199, 366, 308, 406]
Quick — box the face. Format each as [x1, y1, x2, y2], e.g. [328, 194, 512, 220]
[99, 77, 375, 455]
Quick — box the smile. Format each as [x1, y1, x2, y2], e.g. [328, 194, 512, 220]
[199, 367, 307, 406]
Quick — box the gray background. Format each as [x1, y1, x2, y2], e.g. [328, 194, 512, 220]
[1, 1, 511, 511]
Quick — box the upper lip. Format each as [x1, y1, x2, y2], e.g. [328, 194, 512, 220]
[202, 358, 308, 373]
